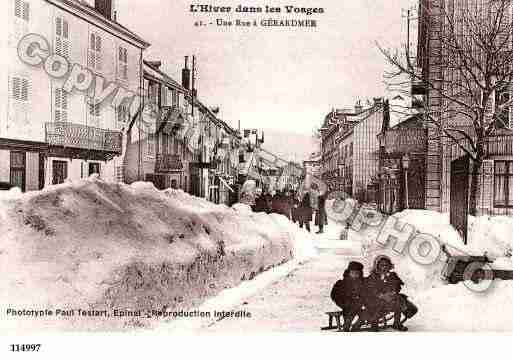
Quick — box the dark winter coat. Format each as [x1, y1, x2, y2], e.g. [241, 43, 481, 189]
[315, 194, 327, 226]
[364, 270, 404, 316]
[298, 193, 313, 222]
[253, 195, 269, 213]
[291, 197, 300, 221]
[330, 272, 365, 313]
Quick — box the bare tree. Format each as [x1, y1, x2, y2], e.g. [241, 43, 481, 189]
[378, 0, 513, 215]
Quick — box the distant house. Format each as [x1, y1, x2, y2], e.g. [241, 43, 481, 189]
[352, 99, 385, 201]
[377, 114, 427, 214]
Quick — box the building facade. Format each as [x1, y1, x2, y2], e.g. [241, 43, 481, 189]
[0, 0, 149, 190]
[352, 99, 386, 201]
[417, 0, 513, 220]
[377, 114, 428, 214]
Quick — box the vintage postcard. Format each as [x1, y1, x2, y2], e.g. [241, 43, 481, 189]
[1, 0, 513, 355]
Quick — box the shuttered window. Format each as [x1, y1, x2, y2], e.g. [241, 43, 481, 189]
[55, 17, 70, 58]
[54, 88, 68, 122]
[15, 0, 30, 21]
[11, 77, 29, 102]
[89, 101, 100, 117]
[88, 33, 102, 71]
[118, 47, 128, 80]
[494, 161, 513, 207]
[147, 133, 155, 155]
[116, 103, 129, 124]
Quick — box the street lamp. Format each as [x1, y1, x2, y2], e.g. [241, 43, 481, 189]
[402, 154, 410, 209]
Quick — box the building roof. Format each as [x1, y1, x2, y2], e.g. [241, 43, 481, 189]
[144, 61, 186, 93]
[50, 0, 150, 48]
[143, 61, 240, 138]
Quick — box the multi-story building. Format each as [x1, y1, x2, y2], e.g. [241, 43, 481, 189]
[336, 114, 358, 196]
[417, 0, 513, 241]
[125, 59, 241, 205]
[0, 0, 149, 190]
[193, 100, 240, 205]
[123, 60, 193, 191]
[303, 152, 321, 179]
[352, 98, 386, 201]
[319, 100, 389, 201]
[320, 109, 353, 191]
[377, 113, 427, 214]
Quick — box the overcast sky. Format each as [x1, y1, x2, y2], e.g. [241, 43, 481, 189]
[117, 0, 416, 135]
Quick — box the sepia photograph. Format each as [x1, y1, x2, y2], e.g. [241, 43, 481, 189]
[1, 0, 513, 356]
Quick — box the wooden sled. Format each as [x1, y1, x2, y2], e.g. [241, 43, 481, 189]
[321, 310, 407, 332]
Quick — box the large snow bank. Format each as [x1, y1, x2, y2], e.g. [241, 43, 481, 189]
[0, 176, 315, 331]
[413, 280, 513, 331]
[359, 209, 513, 295]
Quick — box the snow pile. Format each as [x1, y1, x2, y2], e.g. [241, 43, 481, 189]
[359, 209, 513, 293]
[357, 208, 513, 331]
[413, 280, 513, 331]
[0, 176, 315, 331]
[468, 215, 513, 259]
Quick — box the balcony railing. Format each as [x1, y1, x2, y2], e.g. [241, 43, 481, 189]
[485, 133, 513, 156]
[156, 154, 184, 172]
[45, 122, 122, 154]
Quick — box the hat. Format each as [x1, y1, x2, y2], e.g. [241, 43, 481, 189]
[371, 255, 394, 272]
[347, 261, 364, 272]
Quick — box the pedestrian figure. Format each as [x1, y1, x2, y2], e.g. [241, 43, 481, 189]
[291, 191, 300, 224]
[298, 192, 312, 232]
[315, 193, 327, 234]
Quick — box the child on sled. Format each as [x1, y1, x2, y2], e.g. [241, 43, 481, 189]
[330, 261, 366, 331]
[365, 255, 417, 331]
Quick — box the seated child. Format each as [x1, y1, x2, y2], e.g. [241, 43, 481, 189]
[364, 255, 412, 331]
[330, 261, 365, 331]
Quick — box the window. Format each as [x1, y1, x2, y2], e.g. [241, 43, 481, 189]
[115, 166, 124, 182]
[495, 82, 510, 128]
[146, 123, 155, 156]
[54, 88, 68, 122]
[161, 86, 168, 106]
[148, 82, 158, 104]
[11, 77, 29, 102]
[15, 0, 29, 21]
[89, 162, 101, 176]
[494, 161, 513, 207]
[55, 17, 70, 58]
[10, 151, 26, 192]
[116, 103, 129, 124]
[174, 136, 179, 154]
[172, 90, 179, 107]
[162, 134, 168, 154]
[88, 33, 102, 71]
[52, 160, 68, 185]
[118, 46, 128, 80]
[89, 101, 100, 117]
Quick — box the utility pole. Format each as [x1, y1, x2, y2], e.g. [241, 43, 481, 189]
[191, 55, 196, 118]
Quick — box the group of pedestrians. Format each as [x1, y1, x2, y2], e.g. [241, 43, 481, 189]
[252, 186, 327, 234]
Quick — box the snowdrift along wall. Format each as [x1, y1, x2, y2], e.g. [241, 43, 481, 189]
[0, 176, 314, 331]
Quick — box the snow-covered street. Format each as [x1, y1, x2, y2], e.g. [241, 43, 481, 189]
[202, 234, 361, 332]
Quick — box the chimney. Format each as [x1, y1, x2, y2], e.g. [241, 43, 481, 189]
[354, 100, 363, 114]
[182, 56, 191, 90]
[95, 0, 114, 20]
[147, 60, 162, 69]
